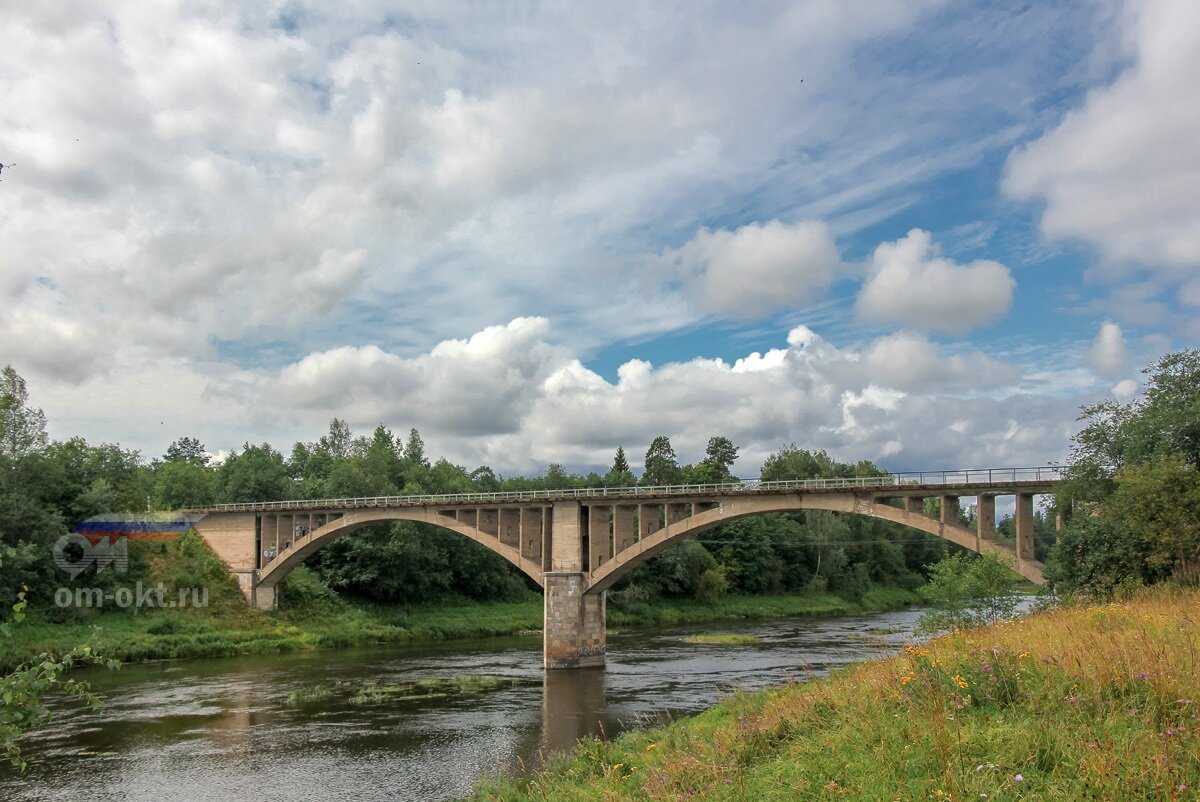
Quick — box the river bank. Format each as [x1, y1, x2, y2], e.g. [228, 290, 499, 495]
[1, 603, 936, 800]
[0, 582, 919, 673]
[470, 586, 1200, 801]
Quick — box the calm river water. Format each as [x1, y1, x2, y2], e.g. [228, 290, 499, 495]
[3, 607, 927, 801]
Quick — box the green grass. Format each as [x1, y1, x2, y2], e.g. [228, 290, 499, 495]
[469, 586, 1200, 801]
[680, 633, 761, 645]
[0, 530, 919, 673]
[1, 581, 919, 674]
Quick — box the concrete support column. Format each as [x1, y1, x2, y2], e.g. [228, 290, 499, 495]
[940, 496, 960, 526]
[666, 503, 690, 529]
[1016, 493, 1036, 563]
[587, 505, 612, 570]
[520, 507, 543, 562]
[613, 506, 636, 556]
[499, 508, 521, 548]
[543, 572, 605, 669]
[1055, 503, 1070, 531]
[456, 508, 478, 528]
[637, 504, 660, 539]
[478, 508, 499, 537]
[544, 501, 604, 668]
[904, 497, 924, 516]
[550, 502, 583, 572]
[977, 495, 996, 542]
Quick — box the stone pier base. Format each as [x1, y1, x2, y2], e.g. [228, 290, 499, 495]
[544, 572, 605, 669]
[253, 581, 278, 611]
[233, 571, 278, 611]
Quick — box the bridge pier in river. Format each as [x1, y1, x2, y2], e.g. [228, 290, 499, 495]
[544, 502, 606, 669]
[188, 468, 1061, 670]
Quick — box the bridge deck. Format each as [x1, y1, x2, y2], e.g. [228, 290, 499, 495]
[186, 467, 1061, 513]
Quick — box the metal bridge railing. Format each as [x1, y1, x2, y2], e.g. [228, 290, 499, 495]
[191, 466, 1062, 513]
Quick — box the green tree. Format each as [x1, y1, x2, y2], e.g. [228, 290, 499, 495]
[760, 444, 880, 481]
[914, 552, 1022, 635]
[699, 435, 739, 482]
[153, 459, 218, 509]
[403, 428, 430, 469]
[470, 466, 500, 492]
[1, 557, 117, 770]
[0, 366, 48, 460]
[163, 436, 209, 466]
[318, 418, 353, 461]
[220, 442, 291, 502]
[1049, 348, 1200, 592]
[642, 436, 682, 486]
[605, 447, 636, 487]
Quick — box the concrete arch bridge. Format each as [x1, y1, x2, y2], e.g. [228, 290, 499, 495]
[188, 467, 1060, 669]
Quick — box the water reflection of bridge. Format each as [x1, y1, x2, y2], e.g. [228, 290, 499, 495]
[189, 467, 1061, 669]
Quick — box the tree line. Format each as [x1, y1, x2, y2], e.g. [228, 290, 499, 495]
[0, 365, 952, 610]
[11, 346, 1191, 612]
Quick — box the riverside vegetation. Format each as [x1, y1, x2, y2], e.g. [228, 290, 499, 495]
[471, 586, 1200, 801]
[465, 348, 1200, 800]
[4, 348, 1198, 787]
[1, 361, 954, 677]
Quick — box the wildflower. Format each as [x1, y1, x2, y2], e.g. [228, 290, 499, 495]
[1018, 651, 1030, 659]
[900, 674, 914, 685]
[645, 743, 657, 751]
[952, 674, 969, 689]
[1015, 774, 1024, 782]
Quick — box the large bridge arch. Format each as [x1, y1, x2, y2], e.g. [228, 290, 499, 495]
[585, 493, 1043, 594]
[254, 508, 544, 606]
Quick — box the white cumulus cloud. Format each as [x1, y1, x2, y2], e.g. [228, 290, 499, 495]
[855, 229, 1015, 335]
[664, 220, 842, 317]
[1004, 0, 1200, 284]
[1087, 320, 1130, 376]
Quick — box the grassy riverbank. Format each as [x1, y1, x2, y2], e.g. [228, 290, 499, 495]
[0, 574, 918, 673]
[470, 586, 1200, 801]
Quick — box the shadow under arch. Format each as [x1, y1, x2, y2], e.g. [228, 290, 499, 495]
[256, 508, 545, 593]
[586, 493, 1044, 594]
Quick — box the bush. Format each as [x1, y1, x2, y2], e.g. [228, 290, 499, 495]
[915, 552, 1022, 635]
[695, 567, 729, 602]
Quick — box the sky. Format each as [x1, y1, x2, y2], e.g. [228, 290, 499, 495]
[2, 0, 1198, 478]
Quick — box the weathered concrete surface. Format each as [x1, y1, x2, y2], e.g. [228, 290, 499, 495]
[193, 512, 257, 573]
[544, 572, 605, 669]
[189, 478, 1057, 667]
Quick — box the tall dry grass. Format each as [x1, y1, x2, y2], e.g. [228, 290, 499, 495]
[474, 587, 1200, 801]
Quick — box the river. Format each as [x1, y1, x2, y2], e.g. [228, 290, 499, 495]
[3, 606, 927, 801]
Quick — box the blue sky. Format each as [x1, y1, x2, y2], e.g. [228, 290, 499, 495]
[1, 1, 1197, 476]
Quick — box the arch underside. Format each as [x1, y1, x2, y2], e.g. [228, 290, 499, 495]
[586, 494, 1044, 594]
[257, 508, 544, 590]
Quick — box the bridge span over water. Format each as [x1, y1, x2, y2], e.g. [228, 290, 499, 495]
[187, 467, 1061, 669]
